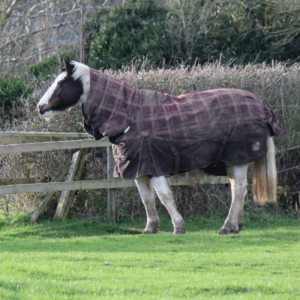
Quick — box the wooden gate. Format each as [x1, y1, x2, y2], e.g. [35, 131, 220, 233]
[0, 132, 229, 221]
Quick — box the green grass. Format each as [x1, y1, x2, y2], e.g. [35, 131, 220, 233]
[0, 214, 299, 299]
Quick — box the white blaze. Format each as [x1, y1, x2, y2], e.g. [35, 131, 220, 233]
[38, 72, 67, 108]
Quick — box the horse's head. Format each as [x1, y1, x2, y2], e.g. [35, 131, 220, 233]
[37, 57, 90, 117]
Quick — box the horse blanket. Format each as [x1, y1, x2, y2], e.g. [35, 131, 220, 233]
[82, 69, 283, 179]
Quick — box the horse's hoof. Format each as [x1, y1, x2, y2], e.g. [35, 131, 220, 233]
[219, 220, 239, 235]
[142, 220, 159, 234]
[218, 228, 229, 235]
[142, 226, 159, 234]
[173, 227, 186, 234]
[218, 228, 239, 235]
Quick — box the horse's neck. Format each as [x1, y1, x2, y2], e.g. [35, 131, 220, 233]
[84, 69, 145, 137]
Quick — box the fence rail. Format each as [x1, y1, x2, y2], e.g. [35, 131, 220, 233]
[0, 131, 92, 144]
[0, 139, 110, 154]
[0, 176, 229, 195]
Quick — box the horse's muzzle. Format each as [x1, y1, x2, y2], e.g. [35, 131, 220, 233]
[38, 104, 50, 115]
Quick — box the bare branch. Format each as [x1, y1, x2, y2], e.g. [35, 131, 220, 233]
[0, 0, 18, 31]
[0, 21, 80, 51]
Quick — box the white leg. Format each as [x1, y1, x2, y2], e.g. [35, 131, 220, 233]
[150, 176, 185, 234]
[219, 163, 248, 235]
[135, 176, 160, 234]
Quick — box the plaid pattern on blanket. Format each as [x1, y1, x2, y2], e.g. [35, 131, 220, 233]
[82, 69, 283, 179]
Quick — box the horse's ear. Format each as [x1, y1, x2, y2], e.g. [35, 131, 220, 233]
[62, 57, 73, 74]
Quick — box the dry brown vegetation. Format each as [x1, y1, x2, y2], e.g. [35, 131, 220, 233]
[1, 61, 300, 219]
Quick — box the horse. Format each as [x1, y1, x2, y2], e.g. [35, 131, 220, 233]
[37, 57, 283, 234]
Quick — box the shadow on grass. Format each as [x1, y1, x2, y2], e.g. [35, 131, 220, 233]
[0, 214, 226, 240]
[0, 213, 299, 255]
[0, 220, 122, 239]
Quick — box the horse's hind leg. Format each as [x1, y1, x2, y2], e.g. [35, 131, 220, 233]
[150, 176, 185, 234]
[135, 176, 160, 234]
[219, 163, 248, 235]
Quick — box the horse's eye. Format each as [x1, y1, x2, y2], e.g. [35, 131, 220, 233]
[58, 81, 63, 86]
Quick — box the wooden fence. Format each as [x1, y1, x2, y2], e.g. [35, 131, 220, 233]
[0, 132, 229, 221]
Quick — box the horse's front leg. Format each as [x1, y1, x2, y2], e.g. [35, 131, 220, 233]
[150, 176, 185, 234]
[135, 176, 160, 234]
[219, 164, 248, 235]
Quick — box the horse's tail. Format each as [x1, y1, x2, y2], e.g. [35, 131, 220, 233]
[252, 132, 277, 204]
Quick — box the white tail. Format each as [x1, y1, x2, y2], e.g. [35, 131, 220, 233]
[252, 133, 277, 204]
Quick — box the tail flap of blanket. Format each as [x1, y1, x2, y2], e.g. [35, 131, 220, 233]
[264, 102, 283, 137]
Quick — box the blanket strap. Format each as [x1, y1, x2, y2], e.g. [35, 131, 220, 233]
[213, 124, 236, 166]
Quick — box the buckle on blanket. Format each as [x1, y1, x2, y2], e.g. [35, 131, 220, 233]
[251, 141, 260, 151]
[140, 131, 149, 137]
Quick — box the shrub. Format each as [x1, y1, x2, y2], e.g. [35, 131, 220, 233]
[28, 50, 76, 81]
[166, 0, 300, 65]
[85, 0, 172, 70]
[84, 0, 300, 69]
[28, 56, 60, 81]
[0, 77, 27, 118]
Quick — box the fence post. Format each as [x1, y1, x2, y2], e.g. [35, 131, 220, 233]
[107, 146, 116, 222]
[53, 150, 82, 221]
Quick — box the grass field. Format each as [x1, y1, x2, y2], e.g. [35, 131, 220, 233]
[0, 214, 299, 300]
